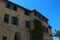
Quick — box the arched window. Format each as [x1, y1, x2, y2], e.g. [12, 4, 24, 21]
[14, 32, 21, 40]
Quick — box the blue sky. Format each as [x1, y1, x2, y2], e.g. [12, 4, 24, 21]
[9, 0, 60, 40]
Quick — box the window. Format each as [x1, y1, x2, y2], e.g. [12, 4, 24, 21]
[39, 15, 41, 20]
[14, 35, 17, 40]
[41, 16, 48, 23]
[25, 21, 30, 28]
[14, 32, 21, 40]
[3, 36, 7, 40]
[6, 2, 11, 9]
[34, 12, 39, 17]
[24, 10, 30, 16]
[45, 19, 48, 23]
[43, 26, 48, 33]
[13, 5, 17, 11]
[44, 27, 48, 33]
[6, 2, 17, 11]
[11, 16, 19, 26]
[41, 16, 44, 21]
[4, 14, 9, 23]
[34, 12, 37, 17]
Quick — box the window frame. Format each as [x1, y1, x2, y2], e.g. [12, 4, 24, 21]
[25, 20, 30, 28]
[43, 26, 48, 33]
[3, 36, 7, 40]
[24, 10, 30, 16]
[11, 16, 19, 26]
[13, 5, 17, 11]
[6, 2, 11, 9]
[6, 2, 17, 11]
[4, 14, 9, 23]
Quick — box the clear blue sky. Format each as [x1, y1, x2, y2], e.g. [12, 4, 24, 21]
[9, 0, 60, 40]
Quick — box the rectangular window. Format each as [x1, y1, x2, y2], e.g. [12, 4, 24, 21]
[25, 21, 30, 28]
[6, 2, 11, 9]
[6, 2, 17, 11]
[41, 16, 44, 21]
[39, 15, 41, 20]
[3, 36, 7, 40]
[44, 27, 48, 33]
[45, 19, 48, 23]
[34, 12, 37, 16]
[34, 12, 38, 17]
[41, 16, 48, 23]
[11, 16, 19, 26]
[13, 5, 17, 11]
[43, 26, 48, 33]
[4, 14, 9, 23]
[24, 10, 30, 16]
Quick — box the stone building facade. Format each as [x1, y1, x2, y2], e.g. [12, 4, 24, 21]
[0, 0, 52, 40]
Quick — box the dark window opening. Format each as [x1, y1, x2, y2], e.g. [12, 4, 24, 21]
[41, 16, 44, 21]
[25, 21, 30, 28]
[14, 32, 21, 40]
[34, 12, 39, 18]
[13, 6, 17, 11]
[14, 35, 18, 40]
[41, 16, 48, 23]
[34, 12, 37, 17]
[4, 14, 9, 23]
[24, 10, 30, 16]
[6, 2, 17, 11]
[39, 15, 41, 20]
[43, 26, 48, 33]
[3, 36, 7, 40]
[6, 2, 11, 9]
[45, 19, 48, 23]
[11, 16, 19, 26]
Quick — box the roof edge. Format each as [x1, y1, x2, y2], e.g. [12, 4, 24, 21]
[6, 0, 31, 12]
[32, 9, 49, 21]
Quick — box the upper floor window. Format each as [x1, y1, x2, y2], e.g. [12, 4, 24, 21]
[42, 17, 48, 23]
[11, 16, 19, 26]
[24, 10, 30, 16]
[6, 2, 17, 11]
[4, 14, 9, 23]
[3, 36, 7, 40]
[25, 20, 30, 28]
[38, 14, 41, 20]
[13, 5, 17, 11]
[6, 2, 11, 9]
[34, 12, 38, 17]
[43, 26, 48, 33]
[44, 19, 48, 23]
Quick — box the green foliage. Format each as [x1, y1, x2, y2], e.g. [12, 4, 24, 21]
[53, 30, 60, 40]
[29, 19, 44, 40]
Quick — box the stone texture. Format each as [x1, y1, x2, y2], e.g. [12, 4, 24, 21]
[0, 0, 52, 40]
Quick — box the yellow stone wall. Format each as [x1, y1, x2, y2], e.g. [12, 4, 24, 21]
[0, 0, 52, 40]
